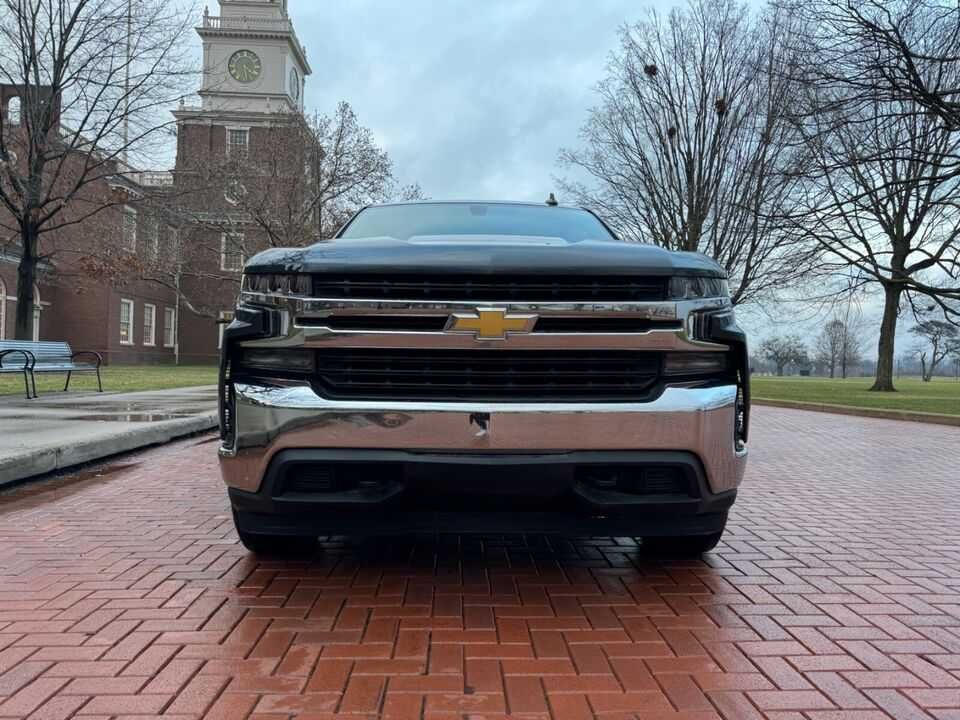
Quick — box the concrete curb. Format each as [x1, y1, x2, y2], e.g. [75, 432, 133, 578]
[0, 413, 218, 489]
[755, 398, 960, 427]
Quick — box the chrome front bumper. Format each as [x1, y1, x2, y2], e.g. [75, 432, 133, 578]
[218, 383, 747, 495]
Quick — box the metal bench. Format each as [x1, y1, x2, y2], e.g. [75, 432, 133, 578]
[0, 340, 102, 399]
[0, 343, 34, 399]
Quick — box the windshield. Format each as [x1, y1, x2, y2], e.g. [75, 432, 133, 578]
[337, 202, 617, 242]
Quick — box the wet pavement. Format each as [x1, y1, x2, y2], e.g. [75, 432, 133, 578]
[0, 387, 217, 487]
[1, 407, 959, 718]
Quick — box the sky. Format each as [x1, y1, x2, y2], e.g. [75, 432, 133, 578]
[289, 0, 657, 201]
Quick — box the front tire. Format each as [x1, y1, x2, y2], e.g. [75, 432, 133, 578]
[233, 511, 317, 556]
[642, 511, 728, 557]
[642, 530, 724, 557]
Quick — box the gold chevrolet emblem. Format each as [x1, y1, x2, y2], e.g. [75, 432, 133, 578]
[446, 308, 538, 340]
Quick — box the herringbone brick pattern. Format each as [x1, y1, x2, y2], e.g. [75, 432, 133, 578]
[1, 408, 959, 719]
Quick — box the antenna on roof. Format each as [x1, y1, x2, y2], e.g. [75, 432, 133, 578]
[545, 193, 558, 206]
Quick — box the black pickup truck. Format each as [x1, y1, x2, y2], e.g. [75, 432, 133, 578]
[218, 200, 749, 555]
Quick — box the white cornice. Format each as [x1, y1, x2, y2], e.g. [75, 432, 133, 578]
[173, 106, 306, 127]
[197, 19, 311, 75]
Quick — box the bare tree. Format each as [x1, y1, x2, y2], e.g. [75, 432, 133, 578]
[311, 102, 422, 240]
[174, 102, 418, 254]
[789, 0, 960, 392]
[911, 318, 960, 381]
[760, 334, 810, 376]
[815, 317, 864, 378]
[559, 0, 819, 305]
[0, 0, 195, 339]
[816, 320, 845, 378]
[807, 0, 960, 134]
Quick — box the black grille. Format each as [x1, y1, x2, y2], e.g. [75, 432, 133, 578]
[314, 348, 662, 401]
[311, 274, 667, 302]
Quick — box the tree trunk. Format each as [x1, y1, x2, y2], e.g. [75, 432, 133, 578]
[870, 285, 901, 392]
[777, 363, 785, 376]
[14, 223, 39, 341]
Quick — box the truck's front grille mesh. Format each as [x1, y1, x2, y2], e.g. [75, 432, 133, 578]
[311, 274, 667, 303]
[314, 349, 663, 401]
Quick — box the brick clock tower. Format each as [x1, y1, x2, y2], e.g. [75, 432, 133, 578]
[172, 0, 312, 363]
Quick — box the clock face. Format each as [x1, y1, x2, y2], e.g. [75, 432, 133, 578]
[228, 50, 262, 83]
[289, 68, 300, 101]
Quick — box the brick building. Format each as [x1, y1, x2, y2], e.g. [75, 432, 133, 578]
[0, 0, 311, 365]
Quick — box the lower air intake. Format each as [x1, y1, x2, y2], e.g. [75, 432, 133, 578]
[578, 466, 691, 497]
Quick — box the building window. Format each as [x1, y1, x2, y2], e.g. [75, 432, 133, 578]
[122, 207, 137, 252]
[163, 307, 176, 348]
[165, 225, 181, 263]
[6, 96, 20, 126]
[227, 127, 249, 158]
[220, 232, 245, 272]
[145, 217, 159, 261]
[218, 310, 235, 349]
[143, 304, 156, 346]
[119, 299, 134, 344]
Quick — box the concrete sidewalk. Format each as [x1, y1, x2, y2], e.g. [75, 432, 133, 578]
[0, 386, 217, 487]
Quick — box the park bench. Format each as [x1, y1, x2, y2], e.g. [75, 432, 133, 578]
[0, 340, 102, 399]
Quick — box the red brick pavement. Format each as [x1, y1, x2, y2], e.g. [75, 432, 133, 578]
[1, 407, 959, 719]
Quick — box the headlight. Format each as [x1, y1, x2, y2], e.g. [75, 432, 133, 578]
[668, 276, 729, 300]
[242, 273, 311, 296]
[663, 352, 727, 375]
[239, 348, 315, 373]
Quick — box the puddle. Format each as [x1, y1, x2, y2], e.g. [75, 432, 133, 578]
[0, 461, 142, 500]
[0, 412, 200, 422]
[45, 402, 212, 413]
[68, 412, 196, 422]
[67, 461, 141, 482]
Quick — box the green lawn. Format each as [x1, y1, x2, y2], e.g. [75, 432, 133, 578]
[753, 376, 960, 416]
[0, 364, 218, 397]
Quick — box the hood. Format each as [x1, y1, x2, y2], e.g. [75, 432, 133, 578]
[245, 235, 726, 277]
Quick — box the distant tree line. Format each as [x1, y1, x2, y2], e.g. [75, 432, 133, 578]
[757, 314, 960, 380]
[562, 0, 960, 393]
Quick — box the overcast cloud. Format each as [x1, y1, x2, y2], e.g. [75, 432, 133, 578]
[290, 0, 660, 201]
